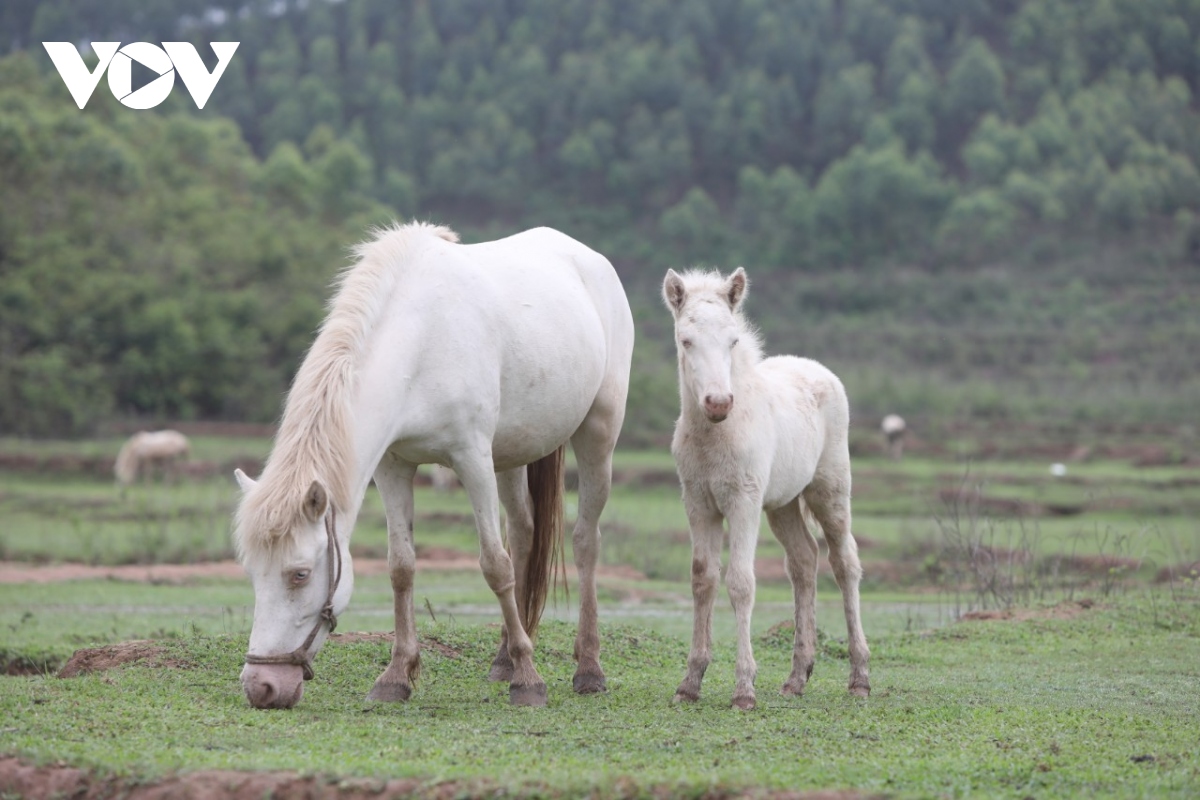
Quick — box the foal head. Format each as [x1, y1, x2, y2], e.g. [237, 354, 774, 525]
[662, 267, 750, 423]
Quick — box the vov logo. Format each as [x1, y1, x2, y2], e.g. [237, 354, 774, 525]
[42, 42, 239, 110]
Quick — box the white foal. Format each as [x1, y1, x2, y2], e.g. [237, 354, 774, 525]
[663, 267, 870, 709]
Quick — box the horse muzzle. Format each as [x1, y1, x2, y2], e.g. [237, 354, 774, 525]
[703, 393, 734, 422]
[241, 662, 305, 709]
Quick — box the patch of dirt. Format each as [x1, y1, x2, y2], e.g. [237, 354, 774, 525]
[1053, 554, 1141, 575]
[57, 640, 191, 678]
[1155, 560, 1200, 583]
[0, 758, 883, 800]
[958, 598, 1097, 623]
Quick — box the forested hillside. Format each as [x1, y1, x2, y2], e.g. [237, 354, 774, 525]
[2, 0, 1199, 438]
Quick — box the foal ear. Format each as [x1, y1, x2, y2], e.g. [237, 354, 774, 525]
[724, 267, 748, 310]
[302, 480, 329, 521]
[663, 269, 687, 314]
[234, 468, 257, 492]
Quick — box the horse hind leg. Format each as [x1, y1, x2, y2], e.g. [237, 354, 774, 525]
[804, 479, 871, 698]
[367, 454, 421, 702]
[569, 410, 623, 694]
[457, 451, 546, 706]
[767, 498, 820, 697]
[488, 466, 535, 683]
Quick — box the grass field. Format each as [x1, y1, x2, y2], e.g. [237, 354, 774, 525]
[1, 430, 1198, 797]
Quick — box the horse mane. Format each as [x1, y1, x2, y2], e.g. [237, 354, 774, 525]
[672, 269, 765, 368]
[234, 221, 459, 560]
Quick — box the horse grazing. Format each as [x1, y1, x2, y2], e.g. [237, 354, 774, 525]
[233, 222, 633, 709]
[662, 268, 870, 709]
[114, 430, 190, 486]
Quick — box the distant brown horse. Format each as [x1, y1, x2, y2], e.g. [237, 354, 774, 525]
[114, 430, 191, 486]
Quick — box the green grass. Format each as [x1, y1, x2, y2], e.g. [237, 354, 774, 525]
[2, 434, 1199, 794]
[2, 596, 1198, 797]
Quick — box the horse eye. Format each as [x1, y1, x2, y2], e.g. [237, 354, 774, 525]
[681, 338, 693, 348]
[291, 570, 311, 586]
[732, 338, 740, 347]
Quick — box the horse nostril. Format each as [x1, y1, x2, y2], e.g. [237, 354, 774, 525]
[247, 677, 277, 708]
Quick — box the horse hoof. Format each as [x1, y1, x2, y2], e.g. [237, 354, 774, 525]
[366, 681, 412, 703]
[732, 694, 756, 711]
[573, 671, 607, 695]
[849, 682, 870, 698]
[780, 681, 806, 697]
[509, 682, 548, 707]
[672, 689, 699, 704]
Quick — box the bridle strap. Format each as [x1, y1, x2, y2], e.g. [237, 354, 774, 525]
[244, 507, 343, 681]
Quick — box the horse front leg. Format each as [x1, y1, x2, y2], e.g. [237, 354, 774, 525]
[673, 496, 723, 704]
[457, 451, 547, 706]
[367, 454, 420, 702]
[725, 498, 763, 710]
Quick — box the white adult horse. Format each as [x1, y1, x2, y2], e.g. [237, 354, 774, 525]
[114, 430, 190, 486]
[234, 222, 633, 709]
[663, 268, 870, 709]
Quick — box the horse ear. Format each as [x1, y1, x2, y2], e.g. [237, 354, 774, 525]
[234, 468, 257, 492]
[724, 267, 748, 310]
[663, 269, 686, 314]
[302, 480, 329, 521]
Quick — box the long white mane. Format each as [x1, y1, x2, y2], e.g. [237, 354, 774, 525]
[234, 221, 459, 558]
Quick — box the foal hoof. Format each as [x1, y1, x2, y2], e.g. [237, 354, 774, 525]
[781, 679, 807, 697]
[366, 681, 412, 703]
[849, 682, 871, 698]
[572, 670, 607, 695]
[509, 682, 548, 707]
[731, 693, 757, 711]
[672, 688, 699, 704]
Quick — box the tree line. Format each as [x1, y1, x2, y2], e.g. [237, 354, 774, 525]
[2, 0, 1199, 436]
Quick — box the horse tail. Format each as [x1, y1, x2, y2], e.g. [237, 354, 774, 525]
[522, 443, 566, 636]
[113, 435, 141, 486]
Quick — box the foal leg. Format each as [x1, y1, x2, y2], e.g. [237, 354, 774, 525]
[570, 410, 621, 694]
[673, 498, 723, 705]
[367, 453, 420, 702]
[725, 498, 763, 710]
[456, 450, 546, 706]
[487, 466, 534, 683]
[805, 478, 871, 697]
[767, 498, 820, 697]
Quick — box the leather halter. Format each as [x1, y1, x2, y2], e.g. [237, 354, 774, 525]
[243, 507, 343, 681]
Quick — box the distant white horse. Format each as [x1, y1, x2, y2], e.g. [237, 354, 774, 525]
[881, 414, 907, 460]
[663, 268, 870, 709]
[114, 430, 190, 486]
[233, 222, 633, 709]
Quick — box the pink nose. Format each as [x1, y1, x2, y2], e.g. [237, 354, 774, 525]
[703, 394, 733, 421]
[242, 664, 305, 709]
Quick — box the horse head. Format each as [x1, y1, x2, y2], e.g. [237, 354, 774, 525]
[233, 469, 353, 709]
[663, 267, 749, 423]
